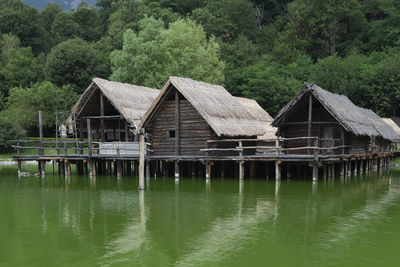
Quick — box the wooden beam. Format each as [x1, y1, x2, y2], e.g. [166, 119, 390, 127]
[307, 93, 313, 153]
[275, 161, 281, 181]
[312, 162, 318, 181]
[206, 161, 211, 179]
[125, 121, 129, 142]
[175, 90, 180, 156]
[100, 92, 105, 142]
[79, 115, 123, 120]
[139, 134, 145, 190]
[87, 119, 92, 157]
[175, 161, 180, 179]
[239, 161, 244, 180]
[280, 121, 339, 125]
[39, 111, 43, 156]
[79, 120, 83, 155]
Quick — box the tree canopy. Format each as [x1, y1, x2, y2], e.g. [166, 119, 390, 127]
[0, 0, 399, 141]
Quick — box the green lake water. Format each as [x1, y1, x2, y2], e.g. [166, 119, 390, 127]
[1, 164, 400, 266]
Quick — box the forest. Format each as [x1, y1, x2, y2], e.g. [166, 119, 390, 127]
[0, 0, 399, 147]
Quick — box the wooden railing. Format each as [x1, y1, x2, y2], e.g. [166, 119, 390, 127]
[10, 139, 151, 157]
[202, 137, 350, 157]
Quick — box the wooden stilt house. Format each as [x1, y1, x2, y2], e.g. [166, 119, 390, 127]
[140, 77, 267, 157]
[272, 83, 398, 155]
[68, 78, 160, 142]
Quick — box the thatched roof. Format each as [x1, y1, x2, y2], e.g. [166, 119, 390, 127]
[273, 83, 399, 141]
[70, 78, 160, 128]
[235, 97, 277, 139]
[141, 77, 266, 137]
[382, 118, 400, 137]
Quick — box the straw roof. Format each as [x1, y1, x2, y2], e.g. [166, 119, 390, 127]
[273, 83, 399, 141]
[382, 118, 400, 137]
[235, 97, 277, 139]
[70, 78, 160, 128]
[141, 77, 266, 137]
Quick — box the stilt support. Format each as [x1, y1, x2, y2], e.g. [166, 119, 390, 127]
[312, 162, 318, 181]
[275, 161, 281, 181]
[239, 161, 245, 180]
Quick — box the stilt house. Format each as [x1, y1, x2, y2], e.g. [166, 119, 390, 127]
[140, 77, 267, 157]
[68, 78, 160, 142]
[272, 83, 398, 155]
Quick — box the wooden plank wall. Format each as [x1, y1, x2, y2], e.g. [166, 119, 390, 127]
[278, 93, 345, 155]
[148, 95, 214, 156]
[179, 100, 214, 155]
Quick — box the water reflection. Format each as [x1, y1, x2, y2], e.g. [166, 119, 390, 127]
[102, 190, 148, 266]
[6, 169, 400, 266]
[310, 175, 399, 266]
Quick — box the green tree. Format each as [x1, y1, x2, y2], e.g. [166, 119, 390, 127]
[110, 17, 224, 88]
[278, 0, 367, 58]
[73, 4, 103, 42]
[45, 38, 107, 91]
[2, 82, 78, 134]
[0, 34, 44, 97]
[51, 12, 81, 43]
[237, 60, 302, 116]
[0, 0, 47, 54]
[362, 0, 400, 51]
[360, 49, 400, 116]
[0, 117, 25, 150]
[191, 0, 260, 41]
[41, 3, 62, 32]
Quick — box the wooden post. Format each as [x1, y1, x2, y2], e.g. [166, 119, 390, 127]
[127, 161, 131, 175]
[360, 159, 364, 175]
[83, 160, 88, 175]
[106, 161, 111, 175]
[354, 159, 358, 175]
[206, 161, 211, 179]
[87, 119, 92, 157]
[266, 162, 269, 180]
[138, 134, 145, 190]
[220, 162, 225, 178]
[67, 161, 71, 176]
[146, 160, 150, 179]
[340, 161, 344, 177]
[100, 93, 105, 142]
[340, 128, 345, 155]
[275, 161, 281, 181]
[55, 113, 60, 155]
[78, 120, 83, 155]
[125, 122, 129, 142]
[332, 163, 335, 178]
[192, 162, 196, 177]
[312, 162, 318, 181]
[117, 161, 122, 177]
[239, 161, 245, 180]
[175, 161, 180, 179]
[345, 161, 348, 177]
[287, 165, 292, 179]
[175, 89, 180, 156]
[250, 161, 255, 178]
[348, 159, 352, 175]
[39, 111, 44, 156]
[323, 164, 327, 179]
[307, 93, 313, 154]
[17, 160, 22, 176]
[39, 111, 45, 176]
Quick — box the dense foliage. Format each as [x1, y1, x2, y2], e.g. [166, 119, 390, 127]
[0, 0, 399, 141]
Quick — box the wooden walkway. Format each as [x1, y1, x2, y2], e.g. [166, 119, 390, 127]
[11, 135, 396, 186]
